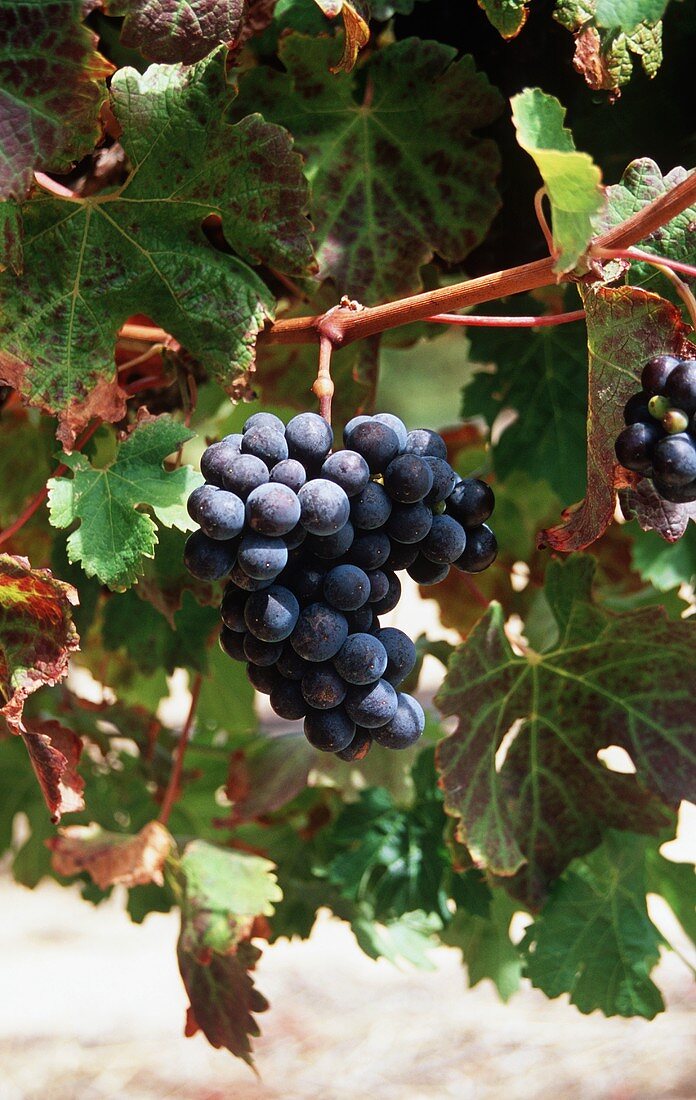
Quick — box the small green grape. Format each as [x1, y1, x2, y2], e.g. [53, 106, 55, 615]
[663, 408, 690, 434]
[648, 394, 671, 419]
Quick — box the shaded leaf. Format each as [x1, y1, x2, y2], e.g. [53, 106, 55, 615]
[631, 523, 696, 591]
[523, 831, 665, 1019]
[110, 0, 246, 63]
[540, 286, 692, 552]
[22, 719, 84, 823]
[478, 0, 529, 38]
[0, 0, 112, 199]
[312, 1, 370, 71]
[351, 909, 441, 969]
[436, 556, 688, 905]
[0, 49, 312, 447]
[48, 820, 174, 888]
[442, 890, 523, 1001]
[510, 88, 604, 272]
[555, 0, 666, 93]
[233, 35, 502, 302]
[223, 732, 315, 823]
[645, 842, 696, 945]
[619, 478, 696, 543]
[47, 413, 202, 590]
[103, 587, 219, 674]
[0, 554, 79, 734]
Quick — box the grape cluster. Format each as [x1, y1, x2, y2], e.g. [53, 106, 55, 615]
[615, 355, 696, 503]
[184, 410, 497, 760]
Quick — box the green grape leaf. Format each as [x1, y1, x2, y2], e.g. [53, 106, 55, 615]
[0, 200, 23, 272]
[594, 0, 668, 31]
[478, 0, 530, 38]
[177, 840, 281, 1064]
[0, 0, 113, 200]
[196, 643, 257, 737]
[555, 0, 666, 92]
[462, 300, 588, 503]
[442, 891, 523, 1002]
[631, 525, 696, 591]
[0, 554, 79, 734]
[510, 88, 604, 273]
[540, 286, 693, 552]
[0, 49, 313, 448]
[132, 527, 217, 626]
[435, 555, 689, 905]
[351, 909, 442, 969]
[48, 819, 174, 888]
[233, 35, 503, 302]
[103, 588, 219, 674]
[311, 1, 370, 71]
[108, 0, 246, 63]
[646, 842, 696, 946]
[523, 831, 665, 1019]
[47, 413, 202, 590]
[224, 732, 315, 823]
[21, 719, 84, 823]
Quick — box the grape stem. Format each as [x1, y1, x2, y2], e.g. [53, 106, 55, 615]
[158, 672, 203, 827]
[427, 309, 586, 328]
[313, 333, 334, 424]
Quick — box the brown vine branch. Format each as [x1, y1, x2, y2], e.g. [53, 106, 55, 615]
[158, 672, 203, 827]
[428, 309, 586, 328]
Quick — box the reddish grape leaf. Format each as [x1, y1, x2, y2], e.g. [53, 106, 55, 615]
[0, 554, 79, 734]
[539, 286, 693, 552]
[0, 0, 113, 200]
[222, 733, 315, 824]
[619, 478, 696, 543]
[108, 0, 246, 63]
[554, 0, 665, 94]
[48, 820, 173, 887]
[177, 840, 281, 1064]
[0, 49, 313, 448]
[435, 556, 689, 905]
[312, 2, 370, 71]
[22, 720, 84, 823]
[232, 35, 502, 303]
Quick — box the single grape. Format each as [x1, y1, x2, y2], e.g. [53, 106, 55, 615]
[245, 482, 301, 536]
[237, 534, 288, 581]
[298, 479, 351, 535]
[348, 421, 400, 473]
[219, 626, 247, 662]
[385, 540, 420, 572]
[663, 409, 690, 434]
[387, 502, 433, 544]
[244, 585, 300, 642]
[652, 433, 696, 486]
[277, 645, 313, 681]
[383, 454, 434, 503]
[284, 522, 308, 550]
[375, 627, 417, 687]
[285, 412, 334, 468]
[403, 428, 447, 460]
[241, 424, 289, 468]
[304, 706, 356, 752]
[221, 432, 244, 450]
[187, 485, 245, 541]
[285, 563, 327, 604]
[421, 514, 467, 564]
[372, 693, 425, 749]
[291, 603, 349, 661]
[371, 571, 401, 615]
[200, 439, 243, 487]
[269, 680, 307, 720]
[243, 411, 285, 434]
[623, 392, 651, 426]
[652, 477, 696, 503]
[350, 482, 392, 530]
[664, 360, 696, 413]
[344, 605, 375, 634]
[184, 530, 237, 580]
[335, 728, 372, 761]
[334, 632, 388, 685]
[648, 394, 671, 420]
[220, 585, 248, 632]
[350, 530, 391, 570]
[454, 524, 498, 573]
[323, 564, 371, 611]
[246, 663, 280, 695]
[306, 521, 355, 559]
[228, 561, 273, 592]
[243, 633, 283, 666]
[321, 450, 370, 497]
[373, 412, 408, 451]
[221, 454, 269, 500]
[423, 456, 458, 505]
[270, 458, 307, 493]
[367, 570, 390, 603]
[641, 354, 681, 396]
[615, 421, 663, 473]
[343, 415, 371, 444]
[446, 479, 495, 528]
[302, 665, 347, 709]
[407, 555, 450, 585]
[345, 679, 398, 728]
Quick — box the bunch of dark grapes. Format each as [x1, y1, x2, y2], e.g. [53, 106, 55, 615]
[616, 355, 696, 503]
[184, 411, 497, 760]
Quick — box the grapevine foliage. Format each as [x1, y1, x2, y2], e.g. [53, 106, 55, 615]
[0, 0, 694, 1071]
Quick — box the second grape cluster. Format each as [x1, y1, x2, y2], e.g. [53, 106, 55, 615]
[184, 411, 497, 761]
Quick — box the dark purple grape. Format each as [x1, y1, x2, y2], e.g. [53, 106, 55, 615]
[345, 679, 398, 728]
[641, 354, 681, 396]
[245, 482, 301, 537]
[323, 564, 371, 611]
[241, 424, 289, 468]
[375, 628, 417, 687]
[403, 428, 447, 460]
[423, 457, 458, 505]
[367, 570, 390, 603]
[284, 522, 307, 550]
[306, 521, 355, 559]
[304, 706, 355, 752]
[350, 530, 391, 570]
[383, 454, 434, 503]
[344, 605, 375, 634]
[184, 530, 237, 580]
[348, 421, 400, 473]
[246, 663, 280, 695]
[335, 728, 373, 761]
[372, 693, 425, 749]
[238, 534, 288, 581]
[200, 439, 243, 487]
[285, 412, 334, 468]
[373, 413, 408, 451]
[350, 482, 392, 530]
[334, 633, 388, 685]
[228, 561, 273, 592]
[387, 502, 433, 544]
[343, 415, 371, 445]
[446, 479, 495, 528]
[454, 525, 498, 573]
[421, 515, 467, 564]
[385, 541, 420, 572]
[371, 571, 401, 615]
[321, 450, 370, 497]
[220, 585, 248, 632]
[407, 555, 450, 585]
[221, 454, 269, 500]
[187, 485, 245, 541]
[652, 433, 696, 486]
[219, 626, 247, 662]
[270, 459, 307, 492]
[276, 644, 312, 681]
[664, 360, 696, 414]
[243, 411, 285, 434]
[285, 564, 327, 605]
[615, 421, 663, 474]
[244, 585, 300, 642]
[652, 477, 696, 503]
[298, 479, 351, 535]
[623, 392, 652, 425]
[291, 603, 349, 661]
[269, 680, 307, 720]
[243, 634, 283, 666]
[302, 665, 347, 709]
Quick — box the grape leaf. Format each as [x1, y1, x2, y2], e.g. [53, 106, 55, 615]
[351, 909, 441, 969]
[109, 0, 246, 63]
[21, 719, 84, 823]
[540, 286, 693, 552]
[311, 1, 370, 71]
[523, 831, 665, 1018]
[631, 524, 696, 591]
[619, 478, 696, 543]
[435, 555, 689, 905]
[0, 48, 313, 448]
[462, 299, 589, 503]
[232, 35, 503, 302]
[196, 643, 257, 737]
[555, 0, 666, 92]
[103, 588, 219, 674]
[510, 88, 604, 273]
[478, 0, 529, 38]
[442, 890, 523, 1002]
[223, 733, 315, 823]
[0, 0, 113, 200]
[48, 820, 173, 887]
[177, 840, 280, 1064]
[646, 842, 696, 945]
[47, 413, 202, 590]
[132, 527, 217, 626]
[594, 0, 668, 31]
[0, 554, 79, 734]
